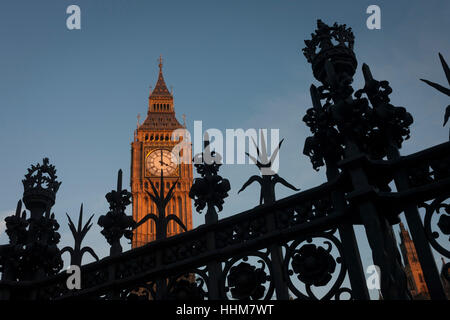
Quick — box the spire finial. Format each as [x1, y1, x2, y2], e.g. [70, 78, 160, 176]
[159, 55, 163, 71]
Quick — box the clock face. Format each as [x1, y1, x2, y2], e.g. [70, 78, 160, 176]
[146, 149, 178, 176]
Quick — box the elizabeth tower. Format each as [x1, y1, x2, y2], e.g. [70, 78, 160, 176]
[130, 57, 193, 248]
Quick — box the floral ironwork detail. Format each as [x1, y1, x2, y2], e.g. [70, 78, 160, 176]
[291, 243, 336, 287]
[421, 197, 450, 258]
[21, 209, 63, 278]
[302, 20, 413, 171]
[285, 232, 349, 300]
[98, 169, 134, 255]
[227, 262, 268, 300]
[0, 201, 27, 280]
[189, 134, 230, 224]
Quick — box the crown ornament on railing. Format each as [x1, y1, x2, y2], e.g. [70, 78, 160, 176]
[189, 134, 230, 224]
[302, 20, 413, 171]
[98, 169, 134, 256]
[303, 19, 356, 87]
[22, 158, 61, 212]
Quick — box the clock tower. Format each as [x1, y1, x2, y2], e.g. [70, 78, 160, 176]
[131, 57, 193, 248]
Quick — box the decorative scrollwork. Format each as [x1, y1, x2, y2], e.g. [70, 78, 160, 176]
[284, 230, 350, 300]
[420, 197, 450, 258]
[215, 216, 267, 249]
[276, 195, 334, 229]
[291, 243, 336, 287]
[120, 282, 156, 300]
[166, 269, 208, 300]
[221, 250, 275, 300]
[163, 235, 207, 264]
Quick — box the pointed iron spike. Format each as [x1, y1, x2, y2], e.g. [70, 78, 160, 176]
[444, 105, 450, 126]
[259, 129, 269, 163]
[85, 213, 94, 225]
[166, 179, 179, 201]
[160, 169, 164, 197]
[438, 53, 450, 85]
[203, 132, 210, 149]
[310, 84, 322, 111]
[362, 63, 374, 82]
[15, 200, 22, 216]
[269, 138, 285, 165]
[117, 169, 123, 192]
[147, 179, 159, 200]
[66, 212, 74, 227]
[78, 203, 84, 231]
[246, 152, 258, 166]
[251, 136, 260, 157]
[420, 79, 450, 96]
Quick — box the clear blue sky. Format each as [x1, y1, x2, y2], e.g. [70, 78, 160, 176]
[0, 0, 449, 299]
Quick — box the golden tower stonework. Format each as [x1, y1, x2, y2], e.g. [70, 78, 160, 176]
[399, 222, 430, 299]
[131, 57, 193, 247]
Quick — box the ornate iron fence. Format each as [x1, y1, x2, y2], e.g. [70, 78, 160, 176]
[0, 19, 449, 300]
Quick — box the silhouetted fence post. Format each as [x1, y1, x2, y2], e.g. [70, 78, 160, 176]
[98, 169, 134, 299]
[302, 20, 413, 299]
[358, 64, 447, 299]
[189, 135, 230, 299]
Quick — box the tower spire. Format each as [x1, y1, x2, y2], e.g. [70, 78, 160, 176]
[149, 55, 172, 98]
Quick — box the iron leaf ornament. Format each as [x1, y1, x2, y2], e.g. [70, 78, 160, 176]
[420, 53, 450, 138]
[98, 169, 134, 256]
[238, 131, 299, 204]
[189, 134, 231, 224]
[137, 169, 186, 240]
[61, 204, 99, 266]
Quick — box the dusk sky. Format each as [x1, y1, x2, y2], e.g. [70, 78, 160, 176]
[0, 1, 449, 299]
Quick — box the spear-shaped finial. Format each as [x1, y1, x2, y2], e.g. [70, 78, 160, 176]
[61, 203, 99, 266]
[420, 53, 450, 131]
[238, 131, 299, 205]
[117, 169, 122, 192]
